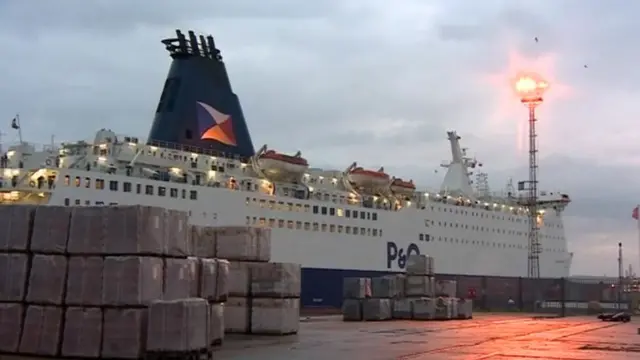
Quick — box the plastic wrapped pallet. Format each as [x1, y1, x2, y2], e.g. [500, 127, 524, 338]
[164, 258, 195, 301]
[362, 298, 392, 321]
[0, 253, 28, 302]
[0, 303, 23, 353]
[228, 261, 259, 297]
[392, 298, 413, 319]
[210, 303, 224, 346]
[102, 308, 147, 359]
[341, 299, 363, 321]
[434, 297, 453, 320]
[102, 206, 166, 255]
[164, 209, 190, 257]
[147, 298, 209, 352]
[187, 257, 200, 297]
[67, 207, 106, 254]
[343, 277, 372, 299]
[26, 254, 67, 305]
[19, 305, 63, 356]
[251, 262, 301, 298]
[30, 205, 72, 254]
[61, 307, 102, 358]
[405, 276, 434, 297]
[190, 225, 217, 258]
[412, 297, 435, 320]
[371, 275, 402, 299]
[434, 280, 457, 297]
[406, 254, 434, 275]
[215, 226, 271, 261]
[0, 204, 36, 251]
[449, 298, 459, 318]
[102, 256, 163, 306]
[200, 258, 229, 302]
[224, 297, 250, 333]
[457, 299, 473, 319]
[394, 274, 406, 298]
[65, 256, 103, 306]
[251, 298, 300, 335]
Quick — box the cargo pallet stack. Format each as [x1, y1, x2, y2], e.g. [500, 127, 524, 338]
[0, 205, 235, 360]
[191, 225, 301, 340]
[342, 254, 473, 321]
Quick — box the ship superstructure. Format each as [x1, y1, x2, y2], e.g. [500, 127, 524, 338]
[0, 29, 573, 308]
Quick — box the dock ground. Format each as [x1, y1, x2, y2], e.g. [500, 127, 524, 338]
[215, 313, 640, 360]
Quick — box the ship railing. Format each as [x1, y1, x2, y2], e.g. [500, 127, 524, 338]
[3, 141, 61, 154]
[145, 139, 250, 162]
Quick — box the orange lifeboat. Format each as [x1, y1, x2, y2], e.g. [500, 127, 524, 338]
[258, 150, 309, 176]
[348, 166, 390, 188]
[390, 178, 416, 197]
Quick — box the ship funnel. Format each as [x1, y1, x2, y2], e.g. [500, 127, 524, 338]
[148, 29, 255, 159]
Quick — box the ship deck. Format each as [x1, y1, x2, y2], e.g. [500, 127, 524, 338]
[216, 313, 640, 360]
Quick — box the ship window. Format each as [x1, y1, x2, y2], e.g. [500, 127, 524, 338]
[85, 177, 91, 188]
[85, 200, 90, 206]
[109, 180, 118, 191]
[312, 206, 319, 214]
[158, 187, 166, 197]
[259, 217, 266, 226]
[277, 219, 284, 228]
[372, 229, 378, 236]
[321, 224, 327, 232]
[245, 216, 251, 225]
[267, 218, 274, 227]
[75, 199, 81, 205]
[372, 213, 377, 221]
[336, 208, 344, 217]
[338, 225, 343, 233]
[277, 201, 284, 210]
[123, 182, 132, 192]
[321, 207, 327, 215]
[346, 226, 351, 234]
[304, 205, 310, 212]
[367, 228, 371, 236]
[136, 184, 141, 194]
[360, 227, 366, 235]
[345, 210, 351, 218]
[287, 202, 294, 211]
[352, 210, 358, 218]
[360, 212, 365, 220]
[95, 179, 104, 190]
[74, 177, 81, 187]
[295, 221, 302, 229]
[190, 190, 197, 200]
[313, 222, 319, 231]
[145, 185, 153, 195]
[419, 234, 424, 241]
[330, 224, 335, 232]
[425, 234, 430, 241]
[329, 208, 335, 216]
[170, 188, 178, 198]
[295, 204, 302, 212]
[64, 198, 70, 206]
[304, 222, 310, 230]
[367, 212, 371, 220]
[379, 229, 383, 237]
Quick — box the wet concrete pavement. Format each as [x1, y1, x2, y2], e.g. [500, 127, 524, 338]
[214, 314, 640, 359]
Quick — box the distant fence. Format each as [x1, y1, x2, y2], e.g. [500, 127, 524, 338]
[442, 274, 637, 315]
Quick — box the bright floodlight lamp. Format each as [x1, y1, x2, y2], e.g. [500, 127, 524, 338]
[514, 72, 549, 107]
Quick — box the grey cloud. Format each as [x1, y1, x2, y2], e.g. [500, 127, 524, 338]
[0, 0, 638, 275]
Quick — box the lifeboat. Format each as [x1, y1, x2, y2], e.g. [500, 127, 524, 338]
[390, 178, 416, 197]
[257, 150, 309, 179]
[348, 166, 390, 189]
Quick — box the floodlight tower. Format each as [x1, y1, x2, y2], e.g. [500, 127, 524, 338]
[514, 72, 549, 279]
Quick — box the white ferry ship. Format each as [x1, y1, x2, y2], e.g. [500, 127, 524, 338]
[0, 30, 572, 307]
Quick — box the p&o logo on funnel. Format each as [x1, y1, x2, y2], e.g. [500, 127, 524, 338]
[196, 101, 237, 146]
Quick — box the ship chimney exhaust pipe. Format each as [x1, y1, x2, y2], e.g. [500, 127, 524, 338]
[147, 29, 255, 159]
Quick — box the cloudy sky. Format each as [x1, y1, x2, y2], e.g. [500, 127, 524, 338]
[0, 0, 638, 276]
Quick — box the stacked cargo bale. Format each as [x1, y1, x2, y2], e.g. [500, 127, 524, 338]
[0, 205, 204, 359]
[190, 225, 301, 337]
[341, 254, 473, 322]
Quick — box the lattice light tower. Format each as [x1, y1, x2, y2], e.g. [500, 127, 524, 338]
[514, 72, 549, 279]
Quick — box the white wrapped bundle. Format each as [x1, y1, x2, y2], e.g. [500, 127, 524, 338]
[26, 254, 68, 305]
[0, 303, 23, 352]
[61, 307, 102, 358]
[251, 262, 301, 298]
[405, 276, 434, 297]
[342, 277, 372, 299]
[392, 298, 413, 319]
[251, 298, 299, 335]
[362, 298, 392, 321]
[65, 256, 103, 306]
[224, 297, 250, 333]
[0, 205, 36, 251]
[19, 305, 63, 356]
[406, 254, 434, 275]
[434, 280, 457, 297]
[30, 206, 72, 253]
[412, 297, 435, 320]
[67, 207, 106, 254]
[341, 299, 363, 321]
[200, 258, 229, 302]
[102, 308, 147, 359]
[102, 256, 163, 306]
[210, 303, 224, 346]
[0, 253, 28, 302]
[215, 226, 271, 261]
[163, 258, 195, 301]
[190, 225, 217, 258]
[146, 298, 209, 352]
